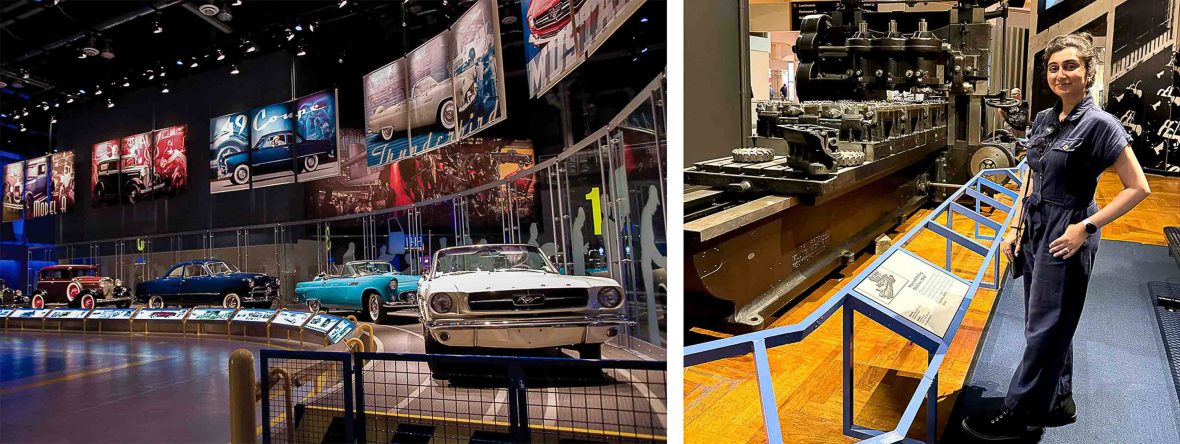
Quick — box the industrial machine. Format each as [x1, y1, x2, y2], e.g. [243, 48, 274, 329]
[685, 0, 1025, 334]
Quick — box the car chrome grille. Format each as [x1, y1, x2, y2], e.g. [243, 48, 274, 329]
[467, 288, 588, 311]
[533, 1, 571, 30]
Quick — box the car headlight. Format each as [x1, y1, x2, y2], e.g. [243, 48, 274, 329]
[597, 287, 623, 308]
[245, 279, 255, 288]
[14, 290, 22, 296]
[388, 279, 398, 291]
[429, 293, 454, 314]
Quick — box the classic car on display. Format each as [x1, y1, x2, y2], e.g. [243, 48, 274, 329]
[135, 259, 279, 309]
[294, 260, 420, 324]
[418, 244, 631, 376]
[1, 278, 30, 308]
[222, 130, 335, 185]
[367, 72, 475, 140]
[29, 265, 133, 309]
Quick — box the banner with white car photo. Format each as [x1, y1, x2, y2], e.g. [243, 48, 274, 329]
[364, 0, 508, 168]
[2, 161, 22, 223]
[522, 0, 647, 98]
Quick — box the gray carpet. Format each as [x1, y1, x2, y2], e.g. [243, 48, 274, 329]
[946, 240, 1180, 443]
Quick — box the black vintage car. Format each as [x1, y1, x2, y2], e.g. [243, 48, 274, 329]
[93, 158, 164, 204]
[1, 278, 30, 308]
[135, 259, 279, 309]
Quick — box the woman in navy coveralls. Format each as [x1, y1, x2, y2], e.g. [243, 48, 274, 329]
[962, 32, 1152, 441]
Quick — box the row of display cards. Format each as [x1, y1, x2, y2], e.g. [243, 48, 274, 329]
[0, 307, 356, 344]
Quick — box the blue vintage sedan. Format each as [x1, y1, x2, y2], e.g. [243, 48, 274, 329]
[294, 261, 420, 324]
[223, 130, 335, 185]
[136, 259, 279, 309]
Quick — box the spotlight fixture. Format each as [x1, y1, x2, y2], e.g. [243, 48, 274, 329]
[338, 0, 348, 8]
[198, 1, 219, 16]
[161, 83, 170, 94]
[78, 88, 86, 95]
[81, 35, 99, 57]
[243, 39, 257, 53]
[50, 116, 57, 124]
[66, 96, 74, 104]
[122, 77, 131, 87]
[21, 69, 30, 79]
[286, 28, 295, 41]
[640, 17, 648, 23]
[14, 114, 20, 120]
[100, 40, 115, 59]
[147, 69, 156, 80]
[153, 20, 163, 34]
[0, 80, 6, 88]
[232, 0, 242, 5]
[216, 49, 226, 61]
[190, 58, 199, 68]
[107, 99, 115, 108]
[217, 6, 233, 22]
[230, 64, 240, 75]
[337, 51, 346, 64]
[296, 44, 306, 57]
[19, 124, 26, 132]
[22, 108, 29, 116]
[53, 102, 59, 108]
[176, 59, 184, 66]
[294, 21, 303, 32]
[94, 85, 103, 95]
[309, 19, 319, 32]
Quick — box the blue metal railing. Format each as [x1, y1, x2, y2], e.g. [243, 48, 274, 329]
[685, 163, 1028, 443]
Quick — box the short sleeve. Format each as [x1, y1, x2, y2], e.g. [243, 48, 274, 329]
[1091, 115, 1131, 171]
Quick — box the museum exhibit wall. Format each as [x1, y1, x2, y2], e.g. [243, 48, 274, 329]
[7, 1, 668, 347]
[684, 0, 746, 166]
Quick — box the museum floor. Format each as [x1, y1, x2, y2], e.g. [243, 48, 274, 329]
[684, 171, 1180, 442]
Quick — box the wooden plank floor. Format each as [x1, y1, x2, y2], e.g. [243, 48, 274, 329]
[684, 171, 1180, 443]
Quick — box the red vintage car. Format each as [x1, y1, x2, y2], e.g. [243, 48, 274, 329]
[527, 0, 584, 42]
[30, 265, 133, 309]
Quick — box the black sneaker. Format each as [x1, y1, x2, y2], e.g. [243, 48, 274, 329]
[1041, 395, 1077, 427]
[962, 407, 1043, 441]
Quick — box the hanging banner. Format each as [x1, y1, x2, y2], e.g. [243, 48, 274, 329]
[119, 132, 156, 204]
[408, 31, 458, 154]
[365, 0, 508, 168]
[210, 112, 251, 194]
[294, 90, 341, 182]
[248, 102, 297, 189]
[2, 161, 23, 222]
[454, 0, 508, 138]
[523, 0, 648, 97]
[23, 156, 50, 219]
[153, 125, 188, 198]
[48, 151, 75, 216]
[92, 139, 121, 207]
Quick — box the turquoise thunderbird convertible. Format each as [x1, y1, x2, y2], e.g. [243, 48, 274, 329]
[294, 261, 421, 324]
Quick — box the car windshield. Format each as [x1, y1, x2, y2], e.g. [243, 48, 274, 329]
[75, 268, 97, 277]
[206, 262, 240, 274]
[345, 261, 393, 276]
[432, 245, 555, 277]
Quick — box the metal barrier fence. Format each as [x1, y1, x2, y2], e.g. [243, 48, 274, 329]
[259, 350, 667, 443]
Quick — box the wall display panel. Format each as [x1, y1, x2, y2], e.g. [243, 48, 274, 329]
[408, 32, 458, 154]
[210, 113, 251, 193]
[153, 125, 188, 198]
[453, 0, 508, 138]
[308, 129, 391, 218]
[92, 139, 121, 207]
[364, 60, 413, 167]
[1107, 48, 1176, 173]
[2, 161, 22, 222]
[248, 102, 297, 189]
[294, 91, 341, 183]
[23, 156, 50, 219]
[522, 0, 581, 97]
[575, 0, 645, 56]
[385, 138, 534, 223]
[119, 132, 155, 204]
[48, 151, 75, 216]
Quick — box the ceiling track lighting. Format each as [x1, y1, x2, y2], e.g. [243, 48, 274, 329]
[296, 44, 307, 57]
[21, 69, 30, 79]
[153, 20, 163, 34]
[161, 83, 170, 94]
[50, 116, 57, 124]
[232, 0, 242, 5]
[107, 99, 115, 108]
[230, 64, 240, 75]
[19, 124, 26, 132]
[22, 108, 29, 116]
[338, 0, 348, 8]
[66, 96, 74, 104]
[122, 77, 131, 87]
[216, 49, 226, 61]
[100, 39, 115, 60]
[95, 86, 103, 95]
[190, 58, 200, 68]
[286, 28, 295, 41]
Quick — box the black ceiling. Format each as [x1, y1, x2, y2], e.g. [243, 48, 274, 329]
[1, 0, 527, 155]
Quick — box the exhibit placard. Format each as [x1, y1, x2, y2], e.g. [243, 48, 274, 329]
[304, 314, 339, 334]
[272, 310, 314, 327]
[88, 308, 137, 320]
[189, 308, 236, 321]
[327, 319, 356, 343]
[853, 250, 970, 337]
[134, 308, 190, 320]
[11, 309, 52, 319]
[2, 161, 22, 222]
[233, 308, 276, 323]
[0, 308, 16, 318]
[47, 309, 89, 319]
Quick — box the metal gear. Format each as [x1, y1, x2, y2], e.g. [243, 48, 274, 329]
[732, 147, 776, 163]
[832, 150, 865, 167]
[969, 144, 1015, 176]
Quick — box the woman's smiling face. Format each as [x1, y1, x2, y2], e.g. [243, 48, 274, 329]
[1047, 47, 1087, 99]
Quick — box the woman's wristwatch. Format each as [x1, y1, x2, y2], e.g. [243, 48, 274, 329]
[1082, 218, 1098, 235]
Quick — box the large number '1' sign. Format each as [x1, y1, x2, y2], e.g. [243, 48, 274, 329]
[584, 187, 602, 236]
